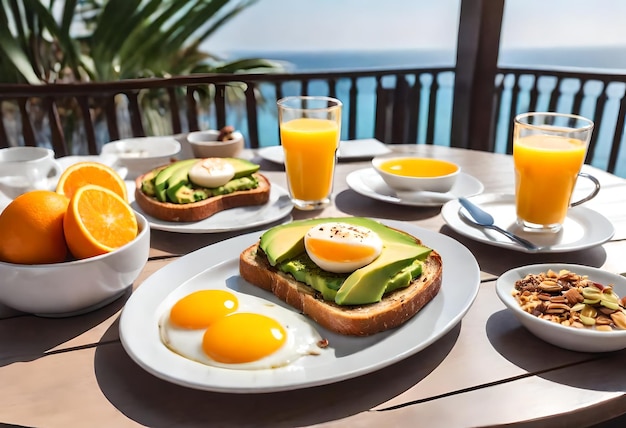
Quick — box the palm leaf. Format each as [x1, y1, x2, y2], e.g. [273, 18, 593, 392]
[0, 3, 40, 83]
[90, 0, 143, 79]
[21, 0, 83, 80]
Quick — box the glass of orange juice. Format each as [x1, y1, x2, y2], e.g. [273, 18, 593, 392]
[513, 112, 600, 232]
[277, 96, 342, 210]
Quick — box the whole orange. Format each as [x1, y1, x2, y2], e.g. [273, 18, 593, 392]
[0, 190, 70, 264]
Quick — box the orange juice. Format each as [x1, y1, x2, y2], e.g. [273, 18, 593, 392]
[280, 118, 339, 201]
[514, 134, 586, 227]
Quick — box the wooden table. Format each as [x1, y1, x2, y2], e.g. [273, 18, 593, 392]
[1, 144, 626, 427]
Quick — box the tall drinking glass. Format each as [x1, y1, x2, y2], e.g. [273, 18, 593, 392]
[277, 96, 342, 210]
[513, 112, 599, 232]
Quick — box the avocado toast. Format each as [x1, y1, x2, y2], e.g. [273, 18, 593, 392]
[134, 158, 271, 222]
[239, 217, 443, 336]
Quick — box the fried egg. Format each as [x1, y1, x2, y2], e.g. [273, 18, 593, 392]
[188, 158, 235, 188]
[304, 222, 383, 273]
[160, 289, 326, 370]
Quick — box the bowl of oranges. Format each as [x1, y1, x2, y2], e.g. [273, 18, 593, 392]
[0, 162, 150, 316]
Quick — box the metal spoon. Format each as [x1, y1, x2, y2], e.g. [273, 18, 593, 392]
[458, 197, 541, 252]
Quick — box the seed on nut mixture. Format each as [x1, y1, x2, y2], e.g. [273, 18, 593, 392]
[512, 269, 626, 331]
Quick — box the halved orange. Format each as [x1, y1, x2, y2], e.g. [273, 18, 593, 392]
[64, 184, 138, 259]
[56, 161, 127, 201]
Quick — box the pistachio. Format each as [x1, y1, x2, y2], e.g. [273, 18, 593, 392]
[582, 286, 602, 305]
[580, 304, 598, 326]
[600, 288, 620, 310]
[514, 270, 626, 331]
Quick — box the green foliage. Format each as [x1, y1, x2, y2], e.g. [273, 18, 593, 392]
[0, 0, 283, 146]
[0, 0, 281, 84]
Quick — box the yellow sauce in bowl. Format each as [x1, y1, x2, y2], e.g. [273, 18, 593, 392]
[378, 158, 459, 178]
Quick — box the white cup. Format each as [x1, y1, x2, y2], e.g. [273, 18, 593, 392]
[0, 147, 63, 199]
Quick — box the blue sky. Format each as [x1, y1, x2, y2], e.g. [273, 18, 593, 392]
[208, 0, 626, 54]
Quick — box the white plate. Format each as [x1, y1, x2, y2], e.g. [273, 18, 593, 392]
[496, 264, 626, 352]
[119, 220, 480, 393]
[258, 139, 392, 164]
[441, 193, 615, 253]
[128, 183, 293, 234]
[346, 168, 484, 207]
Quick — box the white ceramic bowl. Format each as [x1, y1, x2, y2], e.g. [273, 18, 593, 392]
[371, 156, 460, 193]
[0, 213, 150, 316]
[496, 263, 626, 353]
[187, 130, 245, 158]
[101, 137, 181, 178]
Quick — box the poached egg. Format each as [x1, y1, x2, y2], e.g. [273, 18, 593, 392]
[304, 222, 383, 273]
[188, 158, 235, 188]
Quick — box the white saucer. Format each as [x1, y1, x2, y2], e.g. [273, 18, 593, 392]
[441, 193, 615, 253]
[257, 139, 391, 164]
[346, 168, 484, 207]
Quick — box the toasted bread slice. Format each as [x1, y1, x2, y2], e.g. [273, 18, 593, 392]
[134, 173, 271, 222]
[239, 240, 443, 336]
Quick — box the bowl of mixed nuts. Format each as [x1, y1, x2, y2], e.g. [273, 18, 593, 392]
[496, 263, 626, 352]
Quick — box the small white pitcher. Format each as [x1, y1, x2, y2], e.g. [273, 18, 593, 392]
[0, 147, 63, 199]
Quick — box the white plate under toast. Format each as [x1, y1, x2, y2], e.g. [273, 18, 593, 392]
[127, 181, 293, 234]
[119, 220, 480, 393]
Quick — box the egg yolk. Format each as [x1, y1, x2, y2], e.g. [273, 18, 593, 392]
[305, 237, 378, 263]
[170, 290, 238, 329]
[202, 313, 286, 364]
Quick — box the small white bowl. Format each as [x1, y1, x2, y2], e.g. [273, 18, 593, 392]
[187, 130, 245, 158]
[0, 213, 150, 316]
[496, 263, 626, 353]
[372, 156, 460, 193]
[101, 137, 181, 178]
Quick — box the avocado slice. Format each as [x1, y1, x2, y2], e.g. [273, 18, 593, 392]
[154, 159, 198, 202]
[258, 217, 432, 305]
[164, 159, 201, 202]
[334, 243, 430, 305]
[222, 158, 260, 179]
[260, 217, 420, 266]
[141, 170, 158, 196]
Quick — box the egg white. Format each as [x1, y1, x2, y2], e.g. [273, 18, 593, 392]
[304, 222, 383, 273]
[188, 158, 235, 188]
[159, 292, 327, 370]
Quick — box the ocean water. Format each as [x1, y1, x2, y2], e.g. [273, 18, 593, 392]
[218, 47, 626, 177]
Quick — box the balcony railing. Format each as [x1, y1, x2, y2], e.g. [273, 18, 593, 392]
[0, 66, 454, 156]
[492, 66, 626, 174]
[1, 64, 625, 177]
